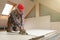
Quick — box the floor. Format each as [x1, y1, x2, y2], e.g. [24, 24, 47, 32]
[47, 34, 60, 40]
[56, 34, 60, 40]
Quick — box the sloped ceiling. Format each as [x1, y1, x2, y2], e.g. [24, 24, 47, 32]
[0, 0, 35, 17]
[38, 0, 60, 13]
[0, 0, 7, 15]
[38, 0, 60, 22]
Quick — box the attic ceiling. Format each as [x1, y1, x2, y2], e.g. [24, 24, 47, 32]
[0, 0, 7, 15]
[0, 0, 35, 17]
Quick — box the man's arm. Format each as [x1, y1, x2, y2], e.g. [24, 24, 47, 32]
[21, 12, 24, 27]
[10, 10, 20, 25]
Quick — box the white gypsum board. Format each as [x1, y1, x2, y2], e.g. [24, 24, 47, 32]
[26, 29, 56, 36]
[0, 29, 57, 40]
[0, 31, 44, 40]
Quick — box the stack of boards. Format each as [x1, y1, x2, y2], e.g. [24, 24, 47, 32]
[0, 29, 56, 40]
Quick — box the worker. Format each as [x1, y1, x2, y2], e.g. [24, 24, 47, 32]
[7, 4, 28, 35]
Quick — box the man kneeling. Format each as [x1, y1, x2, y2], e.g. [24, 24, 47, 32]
[7, 4, 28, 35]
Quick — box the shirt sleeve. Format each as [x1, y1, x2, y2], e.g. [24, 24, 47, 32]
[10, 10, 20, 25]
[21, 12, 24, 27]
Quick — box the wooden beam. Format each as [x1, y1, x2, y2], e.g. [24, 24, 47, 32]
[24, 5, 35, 18]
[7, 1, 17, 6]
[35, 2, 40, 17]
[39, 3, 41, 16]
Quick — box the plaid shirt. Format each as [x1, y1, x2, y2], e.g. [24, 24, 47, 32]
[8, 9, 24, 27]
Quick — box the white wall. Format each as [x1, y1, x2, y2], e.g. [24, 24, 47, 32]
[0, 16, 8, 27]
[24, 16, 50, 30]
